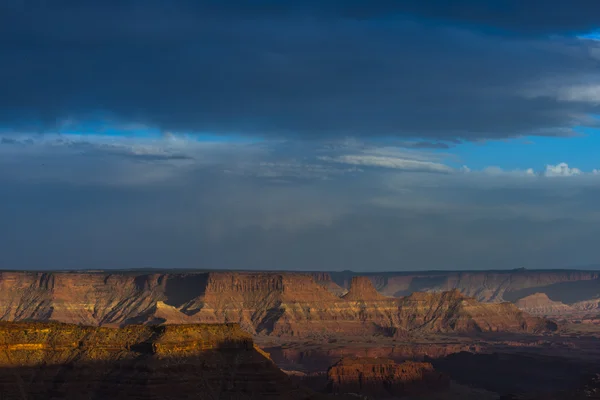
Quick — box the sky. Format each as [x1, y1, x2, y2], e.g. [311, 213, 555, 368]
[1, 1, 600, 271]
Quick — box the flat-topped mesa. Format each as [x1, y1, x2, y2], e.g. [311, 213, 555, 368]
[0, 321, 253, 367]
[202, 272, 338, 302]
[327, 357, 449, 398]
[0, 321, 325, 400]
[206, 272, 284, 294]
[342, 276, 388, 301]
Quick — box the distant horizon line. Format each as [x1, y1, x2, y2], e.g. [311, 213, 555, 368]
[1, 266, 600, 274]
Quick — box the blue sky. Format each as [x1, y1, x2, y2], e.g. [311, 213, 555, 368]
[450, 129, 600, 172]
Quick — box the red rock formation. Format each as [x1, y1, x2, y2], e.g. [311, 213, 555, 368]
[342, 277, 388, 301]
[329, 270, 600, 303]
[515, 293, 574, 315]
[0, 271, 556, 339]
[572, 299, 600, 312]
[395, 289, 556, 334]
[0, 321, 329, 400]
[327, 357, 449, 398]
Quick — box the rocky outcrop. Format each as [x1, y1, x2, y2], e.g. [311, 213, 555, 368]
[342, 277, 388, 301]
[515, 293, 575, 315]
[394, 289, 556, 334]
[0, 321, 326, 400]
[327, 357, 449, 398]
[572, 299, 600, 312]
[0, 271, 555, 339]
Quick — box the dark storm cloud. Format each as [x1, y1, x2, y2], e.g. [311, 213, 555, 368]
[204, 0, 600, 35]
[1, 1, 599, 139]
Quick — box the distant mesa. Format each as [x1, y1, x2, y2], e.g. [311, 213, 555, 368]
[514, 293, 574, 316]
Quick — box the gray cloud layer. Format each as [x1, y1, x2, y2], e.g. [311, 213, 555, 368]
[1, 1, 599, 139]
[2, 137, 600, 271]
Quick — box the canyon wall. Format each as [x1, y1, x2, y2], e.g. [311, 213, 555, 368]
[0, 271, 554, 339]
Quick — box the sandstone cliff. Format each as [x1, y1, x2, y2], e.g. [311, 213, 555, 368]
[327, 357, 449, 398]
[0, 271, 555, 338]
[0, 321, 325, 400]
[395, 289, 555, 334]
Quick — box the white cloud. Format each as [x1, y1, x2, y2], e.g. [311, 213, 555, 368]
[523, 79, 600, 105]
[543, 162, 582, 177]
[482, 166, 536, 177]
[320, 155, 453, 173]
[555, 84, 600, 104]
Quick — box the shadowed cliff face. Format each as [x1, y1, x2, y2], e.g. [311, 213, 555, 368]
[0, 271, 556, 338]
[431, 352, 600, 398]
[325, 270, 600, 304]
[0, 321, 325, 400]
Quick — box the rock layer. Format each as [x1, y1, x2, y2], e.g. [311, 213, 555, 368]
[0, 321, 322, 400]
[342, 277, 388, 301]
[329, 269, 600, 303]
[515, 293, 575, 315]
[327, 357, 449, 398]
[0, 271, 555, 338]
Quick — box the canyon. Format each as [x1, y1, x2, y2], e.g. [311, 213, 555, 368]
[0, 271, 557, 337]
[1, 269, 600, 399]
